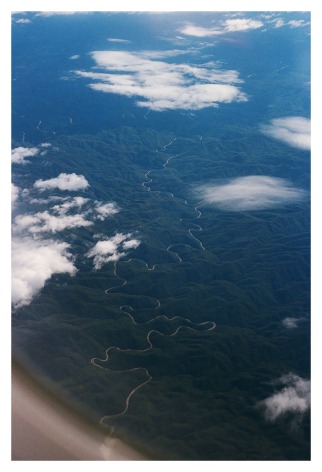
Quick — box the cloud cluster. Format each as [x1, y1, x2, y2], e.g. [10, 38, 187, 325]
[14, 211, 93, 234]
[260, 117, 311, 151]
[87, 233, 140, 270]
[51, 196, 89, 215]
[12, 143, 52, 164]
[196, 176, 306, 211]
[12, 237, 77, 308]
[13, 195, 119, 235]
[259, 373, 310, 422]
[75, 50, 247, 111]
[34, 173, 90, 191]
[179, 18, 263, 37]
[12, 146, 40, 164]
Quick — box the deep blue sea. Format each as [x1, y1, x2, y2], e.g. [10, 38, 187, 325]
[12, 11, 311, 460]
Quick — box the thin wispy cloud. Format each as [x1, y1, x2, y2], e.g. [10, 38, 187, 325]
[288, 20, 309, 28]
[75, 50, 247, 111]
[107, 38, 130, 43]
[196, 176, 306, 211]
[258, 373, 310, 422]
[282, 317, 305, 329]
[70, 54, 80, 60]
[12, 237, 77, 308]
[260, 117, 311, 151]
[35, 11, 91, 17]
[87, 233, 141, 270]
[34, 173, 90, 191]
[179, 18, 263, 37]
[270, 18, 285, 28]
[15, 18, 31, 24]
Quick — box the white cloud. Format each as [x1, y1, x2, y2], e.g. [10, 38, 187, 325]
[75, 50, 247, 111]
[224, 19, 264, 32]
[196, 176, 306, 211]
[179, 18, 263, 37]
[270, 18, 285, 28]
[15, 18, 31, 24]
[29, 196, 66, 205]
[288, 20, 308, 28]
[70, 54, 80, 60]
[259, 373, 310, 421]
[13, 194, 120, 235]
[260, 117, 311, 151]
[282, 317, 305, 329]
[34, 173, 89, 191]
[51, 196, 89, 215]
[12, 183, 19, 206]
[35, 12, 90, 17]
[12, 237, 77, 308]
[11, 146, 40, 164]
[14, 211, 93, 234]
[86, 233, 140, 270]
[12, 143, 51, 164]
[94, 202, 119, 220]
[107, 38, 130, 43]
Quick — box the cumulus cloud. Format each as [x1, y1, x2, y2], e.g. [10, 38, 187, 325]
[196, 176, 306, 211]
[75, 50, 247, 111]
[94, 202, 119, 220]
[51, 196, 89, 215]
[12, 143, 52, 164]
[260, 117, 311, 151]
[14, 211, 93, 234]
[12, 237, 77, 308]
[11, 146, 40, 164]
[70, 54, 80, 60]
[179, 18, 263, 37]
[34, 173, 89, 191]
[87, 233, 140, 270]
[13, 194, 120, 235]
[12, 184, 19, 207]
[259, 373, 310, 422]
